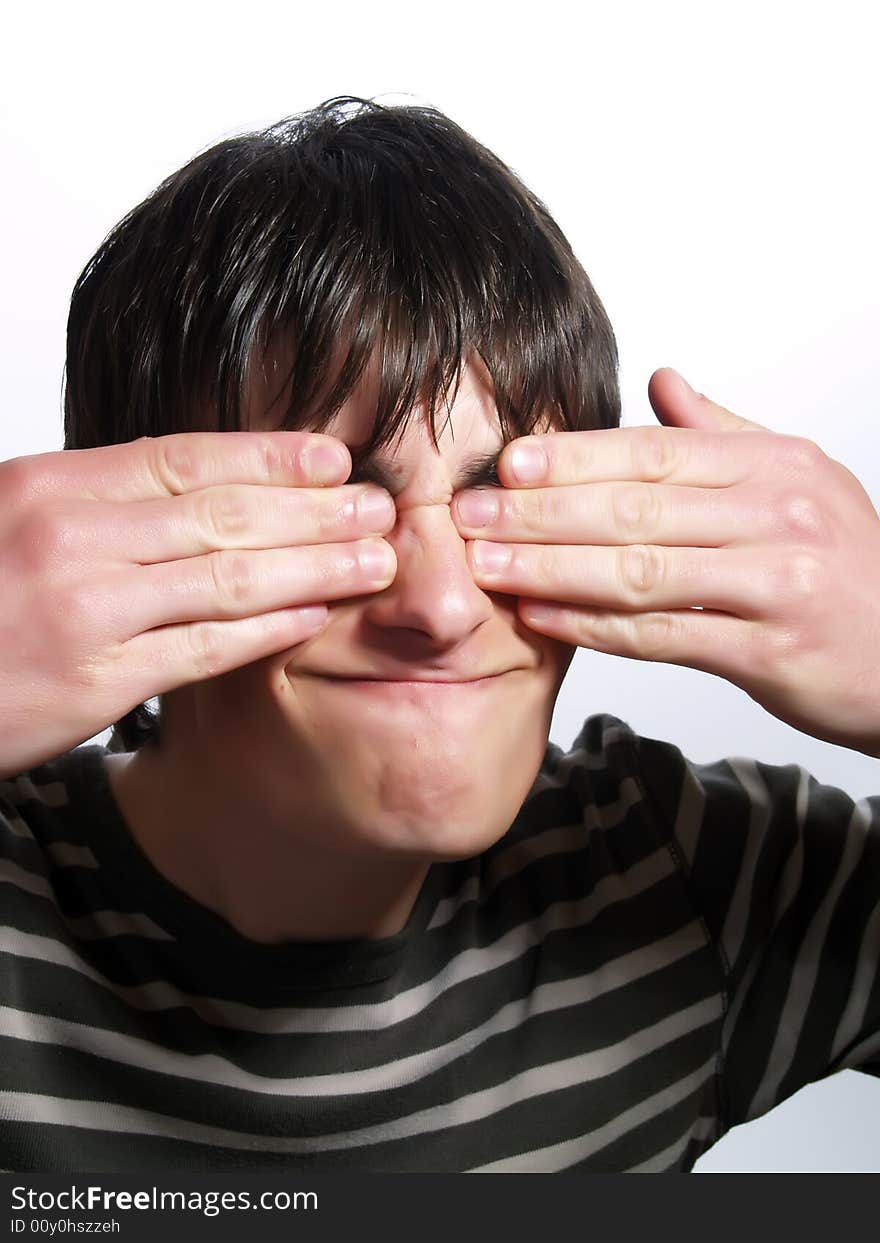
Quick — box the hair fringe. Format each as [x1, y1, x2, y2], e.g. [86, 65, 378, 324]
[63, 95, 621, 753]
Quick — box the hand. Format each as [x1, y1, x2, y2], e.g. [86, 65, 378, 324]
[452, 368, 880, 758]
[0, 431, 396, 779]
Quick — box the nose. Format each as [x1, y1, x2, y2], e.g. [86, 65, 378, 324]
[359, 500, 495, 649]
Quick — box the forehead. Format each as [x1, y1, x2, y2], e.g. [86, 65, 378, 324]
[326, 350, 504, 457]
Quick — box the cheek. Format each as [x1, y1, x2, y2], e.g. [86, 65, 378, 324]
[501, 597, 574, 678]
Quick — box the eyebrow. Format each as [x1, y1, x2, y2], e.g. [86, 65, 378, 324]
[346, 448, 503, 495]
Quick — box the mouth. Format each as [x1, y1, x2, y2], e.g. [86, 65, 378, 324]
[318, 674, 506, 687]
[304, 672, 512, 699]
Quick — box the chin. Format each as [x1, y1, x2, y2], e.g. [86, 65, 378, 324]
[341, 803, 513, 863]
[328, 738, 546, 862]
[350, 790, 514, 860]
[264, 657, 561, 860]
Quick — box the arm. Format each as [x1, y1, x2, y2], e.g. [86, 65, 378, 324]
[634, 727, 880, 1125]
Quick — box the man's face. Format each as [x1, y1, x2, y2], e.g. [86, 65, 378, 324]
[182, 353, 575, 861]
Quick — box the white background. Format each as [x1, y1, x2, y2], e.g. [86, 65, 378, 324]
[2, 0, 878, 1171]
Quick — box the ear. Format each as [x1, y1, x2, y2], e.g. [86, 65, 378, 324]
[647, 367, 767, 433]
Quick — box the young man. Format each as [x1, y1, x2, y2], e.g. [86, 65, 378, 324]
[1, 96, 878, 1173]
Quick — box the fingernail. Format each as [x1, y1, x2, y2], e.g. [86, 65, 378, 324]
[306, 443, 347, 484]
[297, 605, 330, 633]
[472, 541, 512, 574]
[358, 539, 396, 582]
[522, 603, 559, 624]
[358, 487, 395, 528]
[508, 442, 546, 484]
[455, 489, 499, 528]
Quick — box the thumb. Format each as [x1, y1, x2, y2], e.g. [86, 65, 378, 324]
[647, 367, 765, 433]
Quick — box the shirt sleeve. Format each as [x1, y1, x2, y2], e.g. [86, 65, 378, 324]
[630, 728, 880, 1129]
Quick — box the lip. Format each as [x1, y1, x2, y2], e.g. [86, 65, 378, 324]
[318, 674, 505, 686]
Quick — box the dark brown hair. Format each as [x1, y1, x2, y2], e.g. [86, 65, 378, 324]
[63, 95, 621, 752]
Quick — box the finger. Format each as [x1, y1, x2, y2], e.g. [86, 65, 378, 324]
[468, 541, 779, 618]
[118, 538, 398, 635]
[6, 430, 351, 506]
[516, 598, 763, 684]
[647, 368, 766, 433]
[454, 480, 777, 547]
[494, 425, 783, 491]
[121, 603, 334, 702]
[64, 483, 396, 564]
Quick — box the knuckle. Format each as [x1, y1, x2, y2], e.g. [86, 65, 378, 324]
[326, 490, 356, 535]
[775, 550, 825, 603]
[259, 435, 293, 482]
[307, 542, 356, 591]
[342, 542, 371, 586]
[632, 428, 677, 482]
[209, 548, 254, 611]
[773, 491, 827, 542]
[511, 488, 551, 535]
[619, 543, 664, 600]
[531, 544, 561, 590]
[613, 484, 660, 539]
[782, 435, 827, 476]
[632, 610, 680, 660]
[152, 435, 201, 494]
[201, 486, 251, 543]
[185, 619, 227, 679]
[504, 488, 526, 527]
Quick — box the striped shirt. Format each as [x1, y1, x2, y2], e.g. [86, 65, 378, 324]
[1, 713, 878, 1172]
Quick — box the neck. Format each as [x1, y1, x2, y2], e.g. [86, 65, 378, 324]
[103, 743, 429, 944]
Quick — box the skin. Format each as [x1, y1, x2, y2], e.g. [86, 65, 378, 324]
[108, 362, 880, 945]
[454, 368, 880, 760]
[106, 355, 575, 943]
